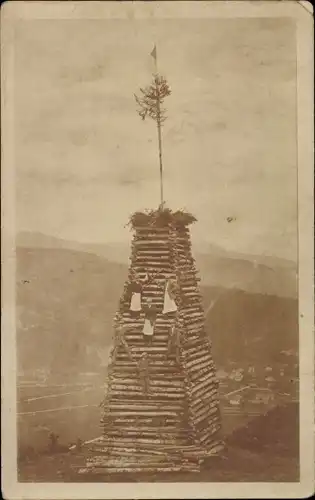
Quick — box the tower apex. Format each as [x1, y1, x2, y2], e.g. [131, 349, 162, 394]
[128, 207, 197, 231]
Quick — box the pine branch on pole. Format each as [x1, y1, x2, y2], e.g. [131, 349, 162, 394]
[134, 45, 171, 208]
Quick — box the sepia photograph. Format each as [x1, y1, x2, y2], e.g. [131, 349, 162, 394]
[1, 1, 314, 498]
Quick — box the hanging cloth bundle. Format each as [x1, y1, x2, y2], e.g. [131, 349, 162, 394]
[162, 278, 178, 314]
[143, 317, 154, 336]
[129, 281, 142, 313]
[142, 300, 158, 337]
[128, 272, 150, 313]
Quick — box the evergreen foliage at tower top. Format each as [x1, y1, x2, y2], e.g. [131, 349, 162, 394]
[128, 208, 197, 230]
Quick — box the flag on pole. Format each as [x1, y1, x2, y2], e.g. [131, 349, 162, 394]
[150, 44, 158, 73]
[150, 45, 157, 61]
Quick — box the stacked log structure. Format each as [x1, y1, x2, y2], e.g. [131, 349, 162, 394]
[84, 209, 224, 474]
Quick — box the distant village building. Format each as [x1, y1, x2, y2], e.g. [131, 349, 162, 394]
[229, 368, 244, 382]
[249, 389, 275, 405]
[34, 367, 49, 381]
[229, 394, 243, 406]
[217, 368, 229, 380]
[281, 348, 296, 357]
[248, 366, 255, 376]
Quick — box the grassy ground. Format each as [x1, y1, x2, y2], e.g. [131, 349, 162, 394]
[18, 402, 299, 482]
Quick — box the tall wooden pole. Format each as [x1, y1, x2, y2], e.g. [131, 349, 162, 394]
[155, 77, 164, 208]
[153, 46, 164, 208]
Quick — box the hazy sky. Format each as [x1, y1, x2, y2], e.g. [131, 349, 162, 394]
[14, 17, 297, 260]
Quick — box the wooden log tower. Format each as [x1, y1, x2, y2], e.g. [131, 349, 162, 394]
[82, 209, 224, 474]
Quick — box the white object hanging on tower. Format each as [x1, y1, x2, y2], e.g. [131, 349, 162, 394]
[143, 318, 154, 336]
[142, 299, 157, 336]
[130, 292, 141, 312]
[129, 281, 142, 312]
[163, 279, 178, 314]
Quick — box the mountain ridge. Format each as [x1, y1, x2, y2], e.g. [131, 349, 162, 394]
[16, 231, 297, 298]
[17, 230, 296, 267]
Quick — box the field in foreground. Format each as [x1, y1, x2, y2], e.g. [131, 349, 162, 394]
[18, 402, 299, 482]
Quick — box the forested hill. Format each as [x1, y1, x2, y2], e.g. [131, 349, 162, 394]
[16, 246, 298, 375]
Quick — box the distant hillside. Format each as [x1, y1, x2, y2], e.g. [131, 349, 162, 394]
[17, 231, 297, 298]
[16, 247, 298, 376]
[16, 247, 126, 374]
[17, 231, 131, 265]
[201, 286, 298, 365]
[196, 253, 297, 298]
